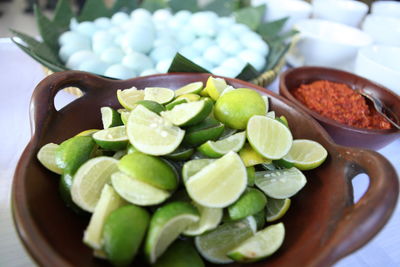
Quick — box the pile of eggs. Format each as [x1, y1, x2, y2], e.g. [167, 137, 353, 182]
[58, 8, 269, 79]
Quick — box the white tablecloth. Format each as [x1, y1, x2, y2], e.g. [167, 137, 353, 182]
[0, 38, 399, 267]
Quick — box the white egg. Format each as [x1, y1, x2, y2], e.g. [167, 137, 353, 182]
[156, 58, 173, 73]
[76, 21, 98, 37]
[58, 31, 90, 47]
[104, 64, 136, 79]
[69, 18, 79, 31]
[153, 9, 172, 23]
[192, 37, 214, 52]
[168, 18, 183, 31]
[192, 57, 214, 71]
[130, 8, 152, 22]
[92, 40, 112, 55]
[100, 46, 125, 64]
[242, 37, 269, 57]
[221, 57, 246, 72]
[216, 31, 237, 47]
[150, 45, 178, 62]
[231, 23, 251, 36]
[179, 46, 200, 61]
[66, 50, 98, 69]
[174, 10, 192, 23]
[224, 41, 244, 56]
[59, 42, 91, 62]
[121, 28, 155, 54]
[111, 12, 130, 25]
[92, 31, 113, 44]
[218, 17, 235, 28]
[238, 50, 266, 72]
[140, 69, 159, 76]
[211, 66, 239, 78]
[153, 37, 178, 48]
[190, 12, 218, 37]
[108, 27, 124, 37]
[77, 59, 109, 75]
[122, 52, 154, 73]
[94, 17, 112, 29]
[177, 28, 196, 45]
[203, 45, 228, 65]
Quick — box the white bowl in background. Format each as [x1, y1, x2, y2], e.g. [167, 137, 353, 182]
[290, 19, 372, 69]
[355, 45, 400, 96]
[312, 0, 368, 27]
[251, 0, 312, 32]
[362, 15, 400, 46]
[371, 1, 400, 18]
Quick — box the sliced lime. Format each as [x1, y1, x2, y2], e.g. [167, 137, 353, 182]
[161, 99, 213, 127]
[228, 188, 267, 221]
[175, 81, 203, 96]
[266, 197, 291, 222]
[183, 117, 224, 147]
[246, 166, 255, 186]
[198, 131, 246, 158]
[255, 167, 307, 199]
[165, 98, 188, 110]
[164, 147, 194, 161]
[283, 139, 328, 170]
[118, 109, 131, 125]
[183, 202, 223, 236]
[262, 95, 269, 114]
[153, 240, 204, 267]
[266, 111, 275, 119]
[37, 143, 63, 174]
[182, 158, 215, 183]
[76, 129, 100, 137]
[117, 87, 144, 110]
[204, 76, 228, 101]
[239, 143, 271, 167]
[101, 107, 123, 129]
[92, 126, 129, 151]
[136, 100, 166, 114]
[144, 87, 175, 104]
[176, 93, 201, 102]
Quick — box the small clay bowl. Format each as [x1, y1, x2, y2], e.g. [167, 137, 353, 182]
[279, 66, 400, 150]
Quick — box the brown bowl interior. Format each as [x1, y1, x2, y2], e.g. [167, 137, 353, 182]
[12, 72, 399, 267]
[279, 66, 400, 150]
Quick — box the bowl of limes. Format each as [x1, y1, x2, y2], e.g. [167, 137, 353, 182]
[13, 71, 398, 267]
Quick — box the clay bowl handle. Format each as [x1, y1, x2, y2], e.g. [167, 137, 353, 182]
[324, 146, 399, 264]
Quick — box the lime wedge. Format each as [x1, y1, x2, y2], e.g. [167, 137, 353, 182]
[164, 147, 194, 161]
[103, 205, 150, 266]
[198, 131, 246, 158]
[194, 217, 256, 264]
[185, 151, 247, 208]
[118, 152, 178, 191]
[111, 171, 170, 206]
[220, 85, 236, 96]
[255, 167, 307, 199]
[262, 95, 269, 114]
[117, 87, 145, 110]
[266, 197, 291, 222]
[145, 201, 200, 263]
[136, 100, 166, 114]
[71, 156, 119, 212]
[176, 93, 201, 102]
[165, 98, 188, 110]
[144, 87, 175, 104]
[76, 129, 100, 137]
[204, 76, 228, 101]
[183, 202, 223, 236]
[175, 81, 203, 96]
[247, 115, 293, 160]
[266, 111, 275, 118]
[37, 143, 63, 174]
[283, 139, 328, 170]
[161, 99, 213, 127]
[183, 117, 224, 147]
[246, 166, 255, 186]
[182, 159, 215, 183]
[227, 223, 285, 262]
[153, 240, 205, 267]
[101, 107, 123, 129]
[126, 105, 185, 155]
[239, 143, 271, 167]
[92, 126, 129, 151]
[228, 188, 267, 221]
[83, 184, 126, 249]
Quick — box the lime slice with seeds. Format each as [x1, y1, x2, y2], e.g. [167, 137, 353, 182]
[227, 223, 285, 263]
[111, 172, 171, 206]
[92, 126, 129, 151]
[71, 156, 119, 212]
[37, 143, 63, 174]
[255, 167, 307, 199]
[266, 197, 291, 222]
[185, 151, 247, 208]
[194, 217, 256, 264]
[165, 98, 188, 110]
[183, 202, 223, 236]
[182, 158, 215, 183]
[161, 99, 213, 127]
[101, 107, 123, 129]
[144, 87, 175, 104]
[239, 143, 271, 167]
[145, 201, 200, 263]
[83, 184, 126, 249]
[247, 115, 293, 160]
[153, 240, 205, 267]
[175, 81, 203, 96]
[204, 76, 228, 101]
[126, 105, 185, 155]
[228, 188, 267, 221]
[117, 87, 145, 110]
[198, 131, 246, 158]
[283, 139, 328, 170]
[183, 117, 225, 147]
[136, 100, 166, 114]
[103, 205, 150, 267]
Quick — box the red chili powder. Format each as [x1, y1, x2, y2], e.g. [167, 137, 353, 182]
[292, 80, 392, 130]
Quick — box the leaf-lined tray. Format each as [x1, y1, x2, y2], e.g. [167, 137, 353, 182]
[11, 0, 296, 85]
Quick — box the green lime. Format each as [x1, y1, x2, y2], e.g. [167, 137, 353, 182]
[175, 81, 203, 96]
[183, 202, 223, 236]
[204, 76, 228, 101]
[161, 99, 213, 127]
[182, 158, 215, 183]
[246, 166, 255, 186]
[111, 171, 170, 206]
[185, 152, 247, 208]
[59, 173, 87, 214]
[214, 88, 266, 130]
[227, 223, 285, 263]
[247, 116, 293, 160]
[228, 188, 267, 221]
[37, 143, 63, 174]
[239, 143, 271, 167]
[117, 87, 145, 110]
[83, 184, 126, 249]
[145, 201, 200, 263]
[144, 87, 175, 104]
[76, 129, 100, 137]
[165, 98, 188, 110]
[101, 107, 123, 129]
[103, 205, 150, 266]
[194, 217, 256, 264]
[92, 126, 129, 151]
[136, 100, 166, 114]
[198, 131, 246, 158]
[164, 147, 194, 161]
[253, 209, 266, 230]
[153, 240, 205, 267]
[282, 139, 328, 170]
[176, 93, 201, 102]
[255, 167, 307, 199]
[266, 197, 291, 222]
[126, 105, 185, 155]
[183, 117, 225, 147]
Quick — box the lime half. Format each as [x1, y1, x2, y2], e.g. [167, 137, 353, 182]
[37, 143, 63, 174]
[144, 87, 175, 104]
[228, 188, 267, 221]
[183, 202, 223, 236]
[182, 159, 215, 183]
[198, 131, 246, 158]
[283, 139, 328, 170]
[101, 107, 123, 129]
[161, 99, 213, 127]
[175, 81, 203, 96]
[204, 76, 228, 101]
[92, 126, 129, 151]
[266, 197, 291, 222]
[117, 87, 144, 110]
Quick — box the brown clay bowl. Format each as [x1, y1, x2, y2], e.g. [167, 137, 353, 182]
[13, 71, 399, 267]
[279, 66, 400, 150]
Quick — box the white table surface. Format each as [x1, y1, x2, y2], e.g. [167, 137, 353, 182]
[0, 38, 399, 267]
